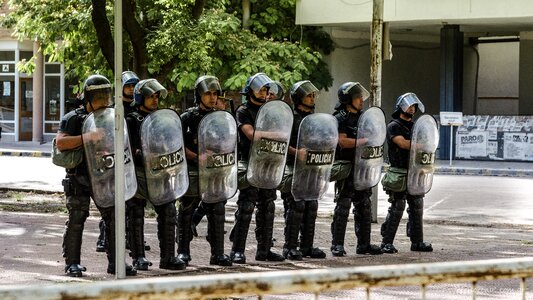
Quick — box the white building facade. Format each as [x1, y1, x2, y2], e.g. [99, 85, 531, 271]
[296, 0, 533, 161]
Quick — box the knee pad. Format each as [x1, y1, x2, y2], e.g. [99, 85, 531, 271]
[266, 199, 275, 215]
[259, 189, 277, 202]
[307, 200, 318, 212]
[239, 200, 256, 216]
[211, 202, 225, 216]
[179, 196, 198, 212]
[390, 195, 407, 212]
[69, 209, 88, 226]
[291, 200, 306, 214]
[157, 201, 177, 218]
[407, 196, 424, 210]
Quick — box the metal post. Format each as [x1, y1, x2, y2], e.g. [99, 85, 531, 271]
[370, 0, 384, 222]
[449, 125, 453, 166]
[114, 0, 125, 279]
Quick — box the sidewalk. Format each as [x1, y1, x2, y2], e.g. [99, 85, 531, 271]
[1, 140, 532, 178]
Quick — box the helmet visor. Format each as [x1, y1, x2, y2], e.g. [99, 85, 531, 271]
[196, 76, 222, 96]
[139, 79, 168, 99]
[343, 82, 370, 101]
[295, 81, 319, 100]
[121, 71, 139, 86]
[268, 82, 285, 100]
[249, 73, 272, 94]
[397, 92, 425, 113]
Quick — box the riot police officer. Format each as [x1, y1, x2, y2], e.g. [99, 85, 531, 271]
[282, 80, 326, 260]
[330, 82, 383, 257]
[380, 93, 433, 253]
[126, 79, 187, 270]
[57, 74, 137, 277]
[96, 70, 141, 253]
[177, 75, 232, 266]
[230, 73, 285, 264]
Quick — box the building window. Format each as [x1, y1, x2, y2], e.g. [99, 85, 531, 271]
[0, 51, 15, 61]
[44, 75, 61, 134]
[0, 75, 15, 134]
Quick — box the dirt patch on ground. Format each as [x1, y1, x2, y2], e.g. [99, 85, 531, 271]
[0, 190, 66, 214]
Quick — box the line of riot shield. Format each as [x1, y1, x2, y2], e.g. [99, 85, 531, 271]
[198, 111, 238, 203]
[82, 108, 137, 207]
[407, 114, 439, 195]
[246, 100, 294, 189]
[291, 113, 338, 200]
[353, 106, 386, 190]
[140, 109, 189, 205]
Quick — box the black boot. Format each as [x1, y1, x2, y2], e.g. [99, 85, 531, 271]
[207, 202, 232, 266]
[407, 196, 433, 252]
[330, 196, 350, 257]
[96, 219, 106, 252]
[300, 201, 325, 259]
[381, 193, 406, 254]
[65, 264, 87, 277]
[231, 189, 257, 264]
[282, 193, 303, 261]
[354, 192, 382, 255]
[155, 202, 186, 270]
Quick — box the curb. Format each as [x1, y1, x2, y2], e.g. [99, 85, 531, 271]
[0, 151, 51, 157]
[435, 167, 533, 178]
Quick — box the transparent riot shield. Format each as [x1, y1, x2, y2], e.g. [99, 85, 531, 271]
[82, 108, 137, 207]
[353, 107, 386, 190]
[140, 109, 188, 205]
[407, 114, 439, 195]
[246, 100, 293, 189]
[291, 113, 338, 200]
[198, 111, 238, 203]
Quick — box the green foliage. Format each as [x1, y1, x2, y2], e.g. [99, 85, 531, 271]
[2, 0, 333, 106]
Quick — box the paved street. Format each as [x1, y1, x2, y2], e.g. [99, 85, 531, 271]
[0, 155, 532, 298]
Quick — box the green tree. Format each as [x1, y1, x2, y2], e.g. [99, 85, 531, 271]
[2, 0, 333, 105]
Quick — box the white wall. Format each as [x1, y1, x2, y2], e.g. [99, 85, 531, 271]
[296, 0, 533, 26]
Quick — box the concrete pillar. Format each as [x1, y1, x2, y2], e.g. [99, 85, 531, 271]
[32, 41, 43, 143]
[519, 32, 533, 115]
[439, 25, 463, 159]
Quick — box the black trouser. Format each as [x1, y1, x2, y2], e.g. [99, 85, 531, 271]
[62, 176, 91, 266]
[154, 200, 178, 262]
[126, 197, 146, 260]
[177, 196, 201, 256]
[282, 192, 319, 252]
[231, 187, 276, 254]
[330, 171, 374, 249]
[381, 191, 425, 245]
[178, 197, 227, 257]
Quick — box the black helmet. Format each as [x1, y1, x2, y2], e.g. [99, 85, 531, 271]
[133, 79, 168, 106]
[194, 75, 222, 105]
[392, 92, 425, 118]
[290, 80, 319, 106]
[82, 74, 112, 104]
[241, 72, 272, 101]
[337, 82, 370, 105]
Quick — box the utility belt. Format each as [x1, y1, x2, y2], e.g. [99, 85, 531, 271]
[62, 175, 90, 196]
[381, 167, 408, 192]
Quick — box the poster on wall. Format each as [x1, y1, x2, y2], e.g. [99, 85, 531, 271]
[455, 115, 533, 162]
[503, 132, 528, 160]
[456, 131, 488, 158]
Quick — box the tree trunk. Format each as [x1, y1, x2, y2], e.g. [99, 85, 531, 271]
[91, 0, 114, 71]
